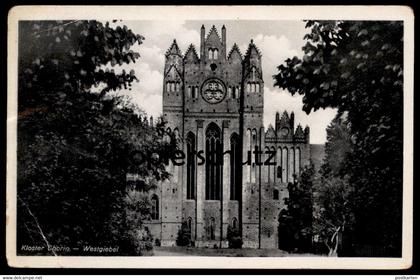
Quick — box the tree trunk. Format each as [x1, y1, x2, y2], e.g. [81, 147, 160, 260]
[327, 226, 341, 257]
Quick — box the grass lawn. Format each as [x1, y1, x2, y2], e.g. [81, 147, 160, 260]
[153, 246, 317, 257]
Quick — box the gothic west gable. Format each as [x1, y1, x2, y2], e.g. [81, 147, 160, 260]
[141, 24, 311, 249]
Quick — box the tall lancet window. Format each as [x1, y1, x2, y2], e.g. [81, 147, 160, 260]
[205, 123, 222, 200]
[151, 195, 159, 220]
[186, 132, 196, 200]
[187, 86, 192, 98]
[213, 49, 218, 59]
[230, 133, 241, 201]
[209, 217, 216, 240]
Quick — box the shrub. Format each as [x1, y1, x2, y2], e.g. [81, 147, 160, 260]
[154, 238, 161, 247]
[227, 225, 242, 249]
[176, 221, 191, 246]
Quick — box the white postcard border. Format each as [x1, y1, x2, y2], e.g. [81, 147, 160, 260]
[6, 5, 414, 269]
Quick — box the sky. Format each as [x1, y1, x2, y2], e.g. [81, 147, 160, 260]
[115, 20, 336, 144]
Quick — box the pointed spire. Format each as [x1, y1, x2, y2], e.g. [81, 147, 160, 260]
[295, 124, 304, 138]
[290, 111, 295, 129]
[221, 25, 227, 53]
[266, 124, 276, 138]
[165, 39, 182, 57]
[200, 25, 205, 59]
[304, 125, 310, 142]
[227, 43, 243, 60]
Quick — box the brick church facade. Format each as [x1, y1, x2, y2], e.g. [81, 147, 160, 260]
[143, 25, 311, 249]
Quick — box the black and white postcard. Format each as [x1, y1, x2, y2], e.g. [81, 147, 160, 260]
[6, 5, 414, 269]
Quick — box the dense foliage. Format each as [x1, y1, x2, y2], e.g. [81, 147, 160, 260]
[274, 21, 403, 256]
[312, 115, 355, 256]
[17, 20, 176, 255]
[226, 225, 242, 249]
[176, 221, 192, 247]
[278, 168, 314, 253]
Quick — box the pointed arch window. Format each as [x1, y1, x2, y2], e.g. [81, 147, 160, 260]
[289, 148, 295, 182]
[187, 217, 193, 232]
[277, 166, 282, 179]
[232, 217, 238, 229]
[295, 147, 301, 176]
[205, 123, 222, 200]
[195, 86, 199, 98]
[232, 87, 239, 99]
[282, 147, 288, 183]
[208, 49, 213, 59]
[186, 132, 196, 200]
[273, 189, 279, 200]
[247, 82, 260, 93]
[151, 195, 159, 220]
[209, 217, 216, 240]
[213, 49, 218, 59]
[251, 130, 258, 183]
[191, 86, 199, 99]
[230, 133, 241, 201]
[187, 86, 192, 98]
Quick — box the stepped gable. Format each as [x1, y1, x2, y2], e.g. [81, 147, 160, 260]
[227, 43, 243, 60]
[205, 25, 222, 42]
[184, 44, 200, 62]
[244, 39, 262, 59]
[165, 39, 183, 57]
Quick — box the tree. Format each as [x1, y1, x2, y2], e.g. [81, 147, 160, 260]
[17, 20, 176, 255]
[274, 21, 403, 256]
[312, 114, 354, 256]
[278, 166, 314, 253]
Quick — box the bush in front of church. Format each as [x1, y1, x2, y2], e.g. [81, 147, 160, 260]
[227, 225, 242, 249]
[176, 221, 192, 246]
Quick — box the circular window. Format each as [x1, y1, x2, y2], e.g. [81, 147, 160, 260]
[201, 78, 226, 104]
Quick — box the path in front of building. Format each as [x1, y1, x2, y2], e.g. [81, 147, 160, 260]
[153, 246, 317, 257]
